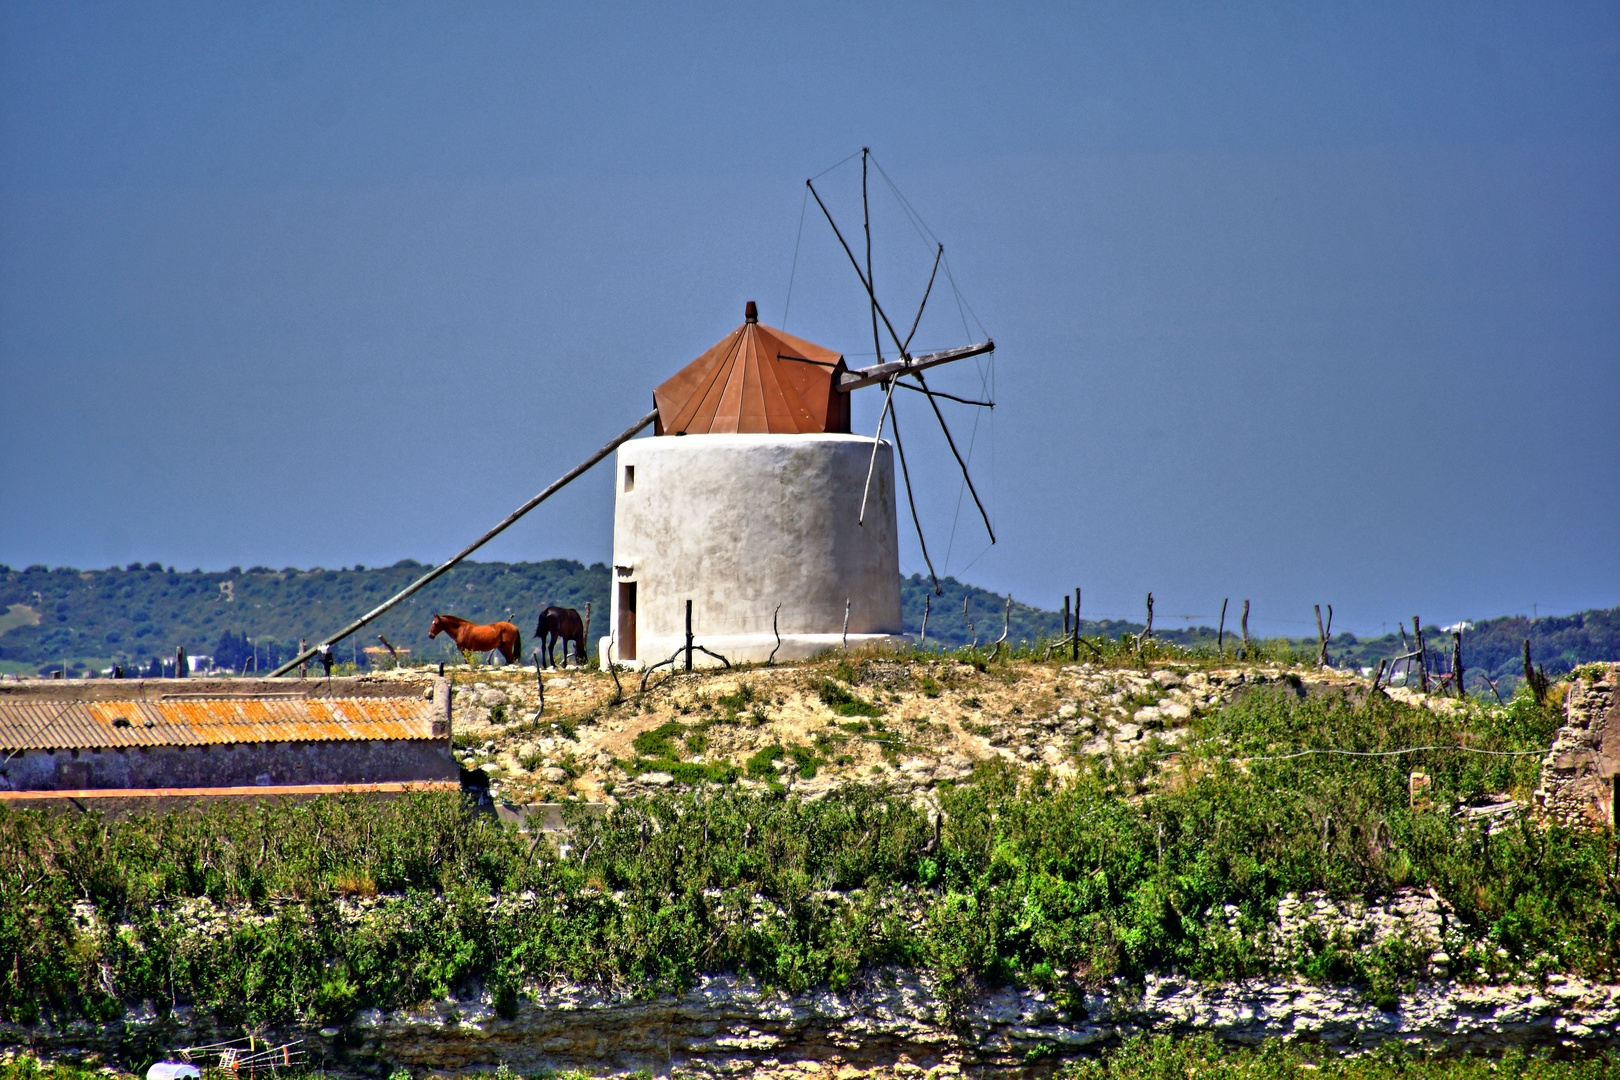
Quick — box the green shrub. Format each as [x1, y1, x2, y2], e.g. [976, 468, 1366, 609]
[668, 761, 739, 785]
[787, 745, 822, 779]
[815, 678, 882, 717]
[715, 682, 757, 719]
[632, 722, 686, 759]
[745, 745, 784, 779]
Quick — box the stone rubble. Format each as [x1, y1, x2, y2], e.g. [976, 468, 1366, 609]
[403, 660, 1388, 806]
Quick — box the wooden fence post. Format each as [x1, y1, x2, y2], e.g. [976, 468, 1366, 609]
[1072, 587, 1080, 662]
[1452, 630, 1465, 699]
[684, 600, 694, 672]
[1145, 593, 1154, 640]
[533, 650, 544, 715]
[1412, 617, 1428, 693]
[1241, 600, 1250, 657]
[1217, 598, 1228, 656]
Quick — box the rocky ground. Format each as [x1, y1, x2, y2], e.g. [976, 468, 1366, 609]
[365, 652, 1462, 808]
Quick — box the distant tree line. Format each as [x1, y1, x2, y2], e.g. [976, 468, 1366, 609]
[0, 561, 1614, 688]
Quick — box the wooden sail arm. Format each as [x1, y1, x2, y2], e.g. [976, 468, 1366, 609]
[836, 340, 994, 393]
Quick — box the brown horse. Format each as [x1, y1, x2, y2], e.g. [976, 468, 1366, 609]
[429, 613, 523, 665]
[535, 606, 587, 669]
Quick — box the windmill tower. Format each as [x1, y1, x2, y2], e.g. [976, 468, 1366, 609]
[605, 151, 996, 669]
[605, 302, 906, 666]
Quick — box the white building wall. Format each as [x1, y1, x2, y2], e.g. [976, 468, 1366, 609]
[606, 433, 905, 666]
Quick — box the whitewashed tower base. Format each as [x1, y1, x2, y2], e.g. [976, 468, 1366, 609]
[604, 433, 905, 668]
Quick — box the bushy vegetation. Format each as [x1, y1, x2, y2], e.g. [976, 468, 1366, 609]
[1058, 1034, 1614, 1080]
[3, 1038, 1607, 1080]
[1, 688, 1614, 1029]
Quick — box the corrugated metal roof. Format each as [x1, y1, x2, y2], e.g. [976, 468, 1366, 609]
[653, 307, 850, 435]
[1, 696, 441, 750]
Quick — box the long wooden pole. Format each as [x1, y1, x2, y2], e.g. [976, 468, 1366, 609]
[903, 245, 943, 353]
[859, 376, 898, 525]
[269, 408, 659, 677]
[863, 149, 881, 368]
[837, 341, 995, 393]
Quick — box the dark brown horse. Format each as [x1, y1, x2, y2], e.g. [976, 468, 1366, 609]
[535, 606, 587, 668]
[429, 613, 523, 665]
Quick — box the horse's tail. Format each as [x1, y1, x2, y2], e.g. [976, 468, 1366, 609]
[512, 627, 523, 663]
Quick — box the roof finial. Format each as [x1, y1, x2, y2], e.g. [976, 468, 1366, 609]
[745, 300, 758, 323]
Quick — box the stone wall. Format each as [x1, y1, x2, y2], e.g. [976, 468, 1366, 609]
[1536, 664, 1619, 828]
[6, 739, 457, 791]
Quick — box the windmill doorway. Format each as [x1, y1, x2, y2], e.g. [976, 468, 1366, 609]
[617, 582, 637, 662]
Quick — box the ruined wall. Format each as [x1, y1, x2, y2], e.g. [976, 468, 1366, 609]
[1537, 663, 1619, 828]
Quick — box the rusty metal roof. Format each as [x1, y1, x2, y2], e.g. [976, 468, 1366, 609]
[654, 303, 850, 435]
[0, 780, 460, 801]
[1, 695, 441, 750]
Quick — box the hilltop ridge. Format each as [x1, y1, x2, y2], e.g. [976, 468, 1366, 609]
[0, 561, 1615, 697]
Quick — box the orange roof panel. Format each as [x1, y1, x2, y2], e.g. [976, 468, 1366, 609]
[1, 694, 441, 750]
[654, 303, 850, 435]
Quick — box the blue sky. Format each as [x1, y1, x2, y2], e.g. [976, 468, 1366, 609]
[1, 2, 1616, 637]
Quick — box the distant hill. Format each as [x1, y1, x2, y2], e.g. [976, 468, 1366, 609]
[0, 561, 1614, 692]
[900, 574, 1139, 649]
[0, 560, 1099, 673]
[0, 560, 606, 675]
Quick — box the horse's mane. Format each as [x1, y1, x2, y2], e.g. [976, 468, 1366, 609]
[431, 613, 468, 627]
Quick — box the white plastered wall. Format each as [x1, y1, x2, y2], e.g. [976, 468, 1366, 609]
[604, 433, 905, 667]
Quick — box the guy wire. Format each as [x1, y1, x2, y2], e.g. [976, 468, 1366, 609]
[783, 187, 809, 331]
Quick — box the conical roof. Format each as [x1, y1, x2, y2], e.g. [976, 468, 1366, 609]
[654, 302, 850, 435]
